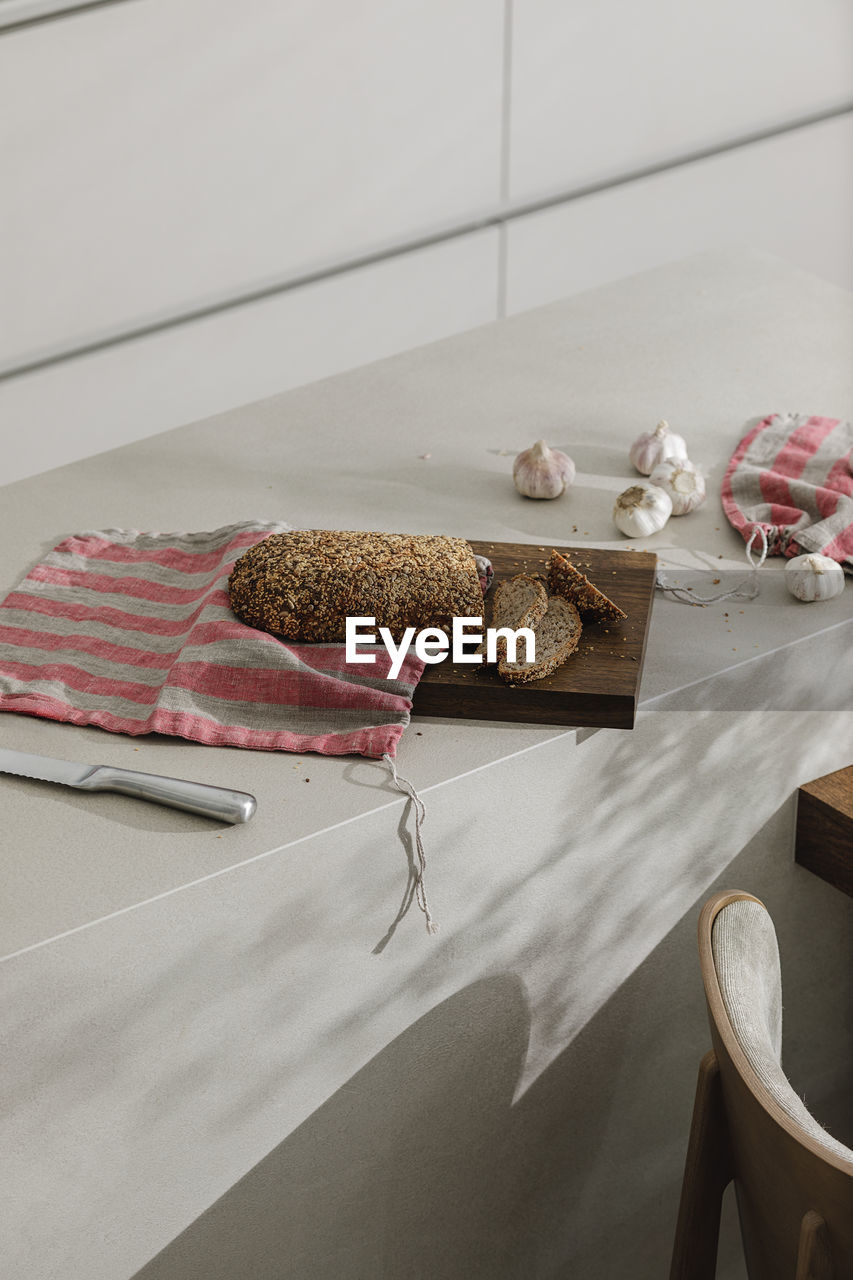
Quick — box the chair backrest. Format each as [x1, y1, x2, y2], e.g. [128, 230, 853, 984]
[699, 891, 853, 1279]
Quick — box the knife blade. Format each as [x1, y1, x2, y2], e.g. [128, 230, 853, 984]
[0, 747, 256, 824]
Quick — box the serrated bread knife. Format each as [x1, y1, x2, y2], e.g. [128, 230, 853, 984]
[0, 747, 256, 824]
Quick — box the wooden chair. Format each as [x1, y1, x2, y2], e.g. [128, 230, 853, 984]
[670, 890, 853, 1280]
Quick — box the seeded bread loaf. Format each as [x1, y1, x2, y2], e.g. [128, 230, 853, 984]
[228, 529, 484, 642]
[548, 549, 627, 622]
[475, 572, 548, 662]
[498, 596, 582, 684]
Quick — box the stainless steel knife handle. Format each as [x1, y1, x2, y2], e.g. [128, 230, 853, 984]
[83, 766, 257, 824]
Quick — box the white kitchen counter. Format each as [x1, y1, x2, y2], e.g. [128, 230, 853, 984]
[2, 250, 852, 1280]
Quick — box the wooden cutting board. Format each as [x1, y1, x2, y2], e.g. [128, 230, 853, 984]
[411, 540, 657, 730]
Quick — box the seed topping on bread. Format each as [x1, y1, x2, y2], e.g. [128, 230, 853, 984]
[548, 550, 627, 623]
[228, 529, 483, 642]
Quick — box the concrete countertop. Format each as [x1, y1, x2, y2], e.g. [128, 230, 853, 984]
[2, 249, 852, 1280]
[1, 248, 851, 957]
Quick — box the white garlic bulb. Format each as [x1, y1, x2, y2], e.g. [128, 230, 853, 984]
[629, 420, 688, 475]
[513, 439, 576, 499]
[785, 553, 846, 602]
[648, 457, 706, 515]
[613, 483, 672, 538]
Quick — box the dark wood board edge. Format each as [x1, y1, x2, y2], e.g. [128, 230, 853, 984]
[628, 547, 658, 726]
[411, 679, 636, 729]
[799, 765, 853, 818]
[410, 540, 658, 731]
[795, 769, 853, 899]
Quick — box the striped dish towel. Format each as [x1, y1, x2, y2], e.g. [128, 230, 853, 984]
[0, 521, 426, 759]
[721, 413, 853, 567]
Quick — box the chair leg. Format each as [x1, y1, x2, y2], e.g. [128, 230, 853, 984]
[795, 1210, 833, 1280]
[669, 1051, 734, 1280]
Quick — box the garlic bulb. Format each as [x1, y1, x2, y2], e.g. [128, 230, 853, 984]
[629, 420, 688, 475]
[513, 439, 576, 499]
[648, 457, 706, 515]
[785, 553, 846, 602]
[613, 483, 672, 538]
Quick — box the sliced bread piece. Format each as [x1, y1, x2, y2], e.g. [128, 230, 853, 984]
[476, 572, 548, 663]
[548, 549, 627, 623]
[498, 596, 582, 684]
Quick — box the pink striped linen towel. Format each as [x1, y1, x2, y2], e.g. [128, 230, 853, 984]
[0, 521, 493, 935]
[721, 413, 853, 568]
[0, 521, 428, 758]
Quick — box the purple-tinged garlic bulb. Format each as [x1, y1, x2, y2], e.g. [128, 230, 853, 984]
[513, 440, 576, 500]
[629, 420, 688, 475]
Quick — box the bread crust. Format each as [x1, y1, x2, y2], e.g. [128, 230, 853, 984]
[498, 596, 582, 684]
[228, 529, 483, 642]
[548, 550, 627, 622]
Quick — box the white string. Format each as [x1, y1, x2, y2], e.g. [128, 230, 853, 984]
[381, 752, 438, 935]
[656, 525, 769, 605]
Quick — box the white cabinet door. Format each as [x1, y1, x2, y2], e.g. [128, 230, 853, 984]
[0, 229, 499, 485]
[505, 114, 853, 316]
[509, 0, 853, 199]
[0, 0, 503, 366]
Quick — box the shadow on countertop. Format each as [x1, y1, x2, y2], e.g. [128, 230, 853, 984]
[131, 975, 531, 1280]
[130, 801, 853, 1280]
